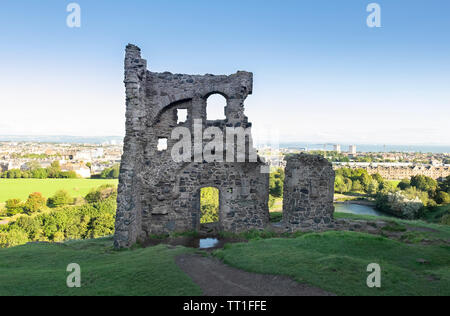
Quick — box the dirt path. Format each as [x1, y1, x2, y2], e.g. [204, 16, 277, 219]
[0, 219, 9, 225]
[175, 254, 334, 296]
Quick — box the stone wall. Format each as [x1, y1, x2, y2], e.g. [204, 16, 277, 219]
[282, 154, 335, 231]
[114, 44, 269, 248]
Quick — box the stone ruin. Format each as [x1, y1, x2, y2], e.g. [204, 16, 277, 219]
[114, 44, 335, 248]
[282, 154, 335, 231]
[114, 44, 269, 248]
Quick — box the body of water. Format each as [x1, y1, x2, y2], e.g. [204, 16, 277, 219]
[279, 143, 450, 154]
[334, 203, 390, 217]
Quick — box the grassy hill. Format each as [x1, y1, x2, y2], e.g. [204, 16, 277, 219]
[0, 179, 118, 202]
[214, 230, 450, 296]
[0, 237, 201, 296]
[1, 211, 449, 296]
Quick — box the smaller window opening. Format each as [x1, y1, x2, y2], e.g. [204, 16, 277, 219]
[157, 138, 168, 151]
[177, 109, 188, 124]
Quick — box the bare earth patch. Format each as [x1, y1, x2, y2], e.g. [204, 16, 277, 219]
[175, 254, 334, 296]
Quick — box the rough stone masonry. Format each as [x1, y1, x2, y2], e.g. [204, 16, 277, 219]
[114, 45, 336, 248]
[282, 154, 335, 231]
[114, 44, 269, 248]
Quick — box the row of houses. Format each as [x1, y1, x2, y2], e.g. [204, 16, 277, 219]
[0, 159, 119, 178]
[333, 162, 450, 180]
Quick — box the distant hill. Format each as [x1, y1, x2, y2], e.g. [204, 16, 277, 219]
[0, 135, 124, 145]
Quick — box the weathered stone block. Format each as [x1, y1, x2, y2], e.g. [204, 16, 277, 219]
[282, 153, 335, 231]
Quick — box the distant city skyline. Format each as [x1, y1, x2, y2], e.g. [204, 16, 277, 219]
[1, 1, 449, 145]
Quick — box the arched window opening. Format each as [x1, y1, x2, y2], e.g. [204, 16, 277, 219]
[200, 187, 219, 224]
[206, 94, 226, 120]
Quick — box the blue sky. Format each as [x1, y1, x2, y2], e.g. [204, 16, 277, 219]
[0, 0, 449, 145]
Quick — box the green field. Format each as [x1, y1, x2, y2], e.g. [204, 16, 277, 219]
[0, 179, 118, 202]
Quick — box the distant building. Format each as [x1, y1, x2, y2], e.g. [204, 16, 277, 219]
[333, 162, 450, 180]
[74, 150, 92, 161]
[91, 148, 104, 159]
[61, 163, 91, 178]
[349, 145, 357, 155]
[333, 144, 341, 153]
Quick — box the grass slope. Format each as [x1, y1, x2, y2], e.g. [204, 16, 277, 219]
[0, 237, 201, 296]
[0, 179, 118, 202]
[1, 211, 449, 296]
[214, 231, 450, 296]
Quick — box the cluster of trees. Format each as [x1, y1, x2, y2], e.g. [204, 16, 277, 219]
[0, 185, 117, 248]
[397, 175, 450, 207]
[334, 168, 388, 195]
[0, 161, 77, 179]
[1, 190, 74, 217]
[92, 164, 120, 179]
[376, 175, 450, 219]
[1, 184, 118, 218]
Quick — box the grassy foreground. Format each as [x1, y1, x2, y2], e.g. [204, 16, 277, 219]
[0, 212, 448, 296]
[214, 231, 450, 296]
[0, 179, 118, 202]
[0, 237, 200, 296]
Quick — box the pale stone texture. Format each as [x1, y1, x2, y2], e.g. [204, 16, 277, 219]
[282, 154, 335, 231]
[114, 44, 269, 248]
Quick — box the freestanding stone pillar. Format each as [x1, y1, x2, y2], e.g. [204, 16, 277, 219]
[282, 153, 335, 230]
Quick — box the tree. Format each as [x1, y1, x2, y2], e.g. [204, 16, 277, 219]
[439, 176, 450, 193]
[398, 178, 411, 190]
[85, 185, 117, 203]
[5, 199, 24, 216]
[59, 171, 78, 179]
[379, 180, 397, 194]
[334, 175, 347, 193]
[31, 168, 48, 179]
[7, 169, 22, 179]
[99, 164, 120, 179]
[0, 229, 29, 248]
[351, 180, 364, 192]
[24, 192, 47, 214]
[269, 168, 284, 198]
[47, 190, 73, 208]
[371, 173, 383, 183]
[47, 161, 62, 178]
[367, 179, 379, 195]
[435, 191, 450, 205]
[360, 173, 372, 193]
[410, 175, 437, 194]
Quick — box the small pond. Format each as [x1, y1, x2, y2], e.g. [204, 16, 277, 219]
[334, 203, 391, 217]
